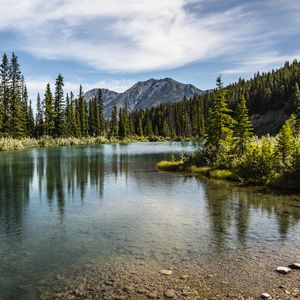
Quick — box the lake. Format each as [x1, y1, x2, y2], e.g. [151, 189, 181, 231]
[0, 142, 300, 299]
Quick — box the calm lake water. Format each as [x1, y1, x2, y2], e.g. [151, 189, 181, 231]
[0, 142, 300, 299]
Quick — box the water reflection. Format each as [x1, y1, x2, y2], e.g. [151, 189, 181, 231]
[0, 152, 34, 236]
[0, 144, 300, 246]
[0, 143, 300, 299]
[202, 177, 300, 248]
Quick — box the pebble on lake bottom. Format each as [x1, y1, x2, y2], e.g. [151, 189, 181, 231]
[261, 292, 271, 299]
[276, 267, 291, 274]
[289, 263, 300, 270]
[160, 269, 173, 276]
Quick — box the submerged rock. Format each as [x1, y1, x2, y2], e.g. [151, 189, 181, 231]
[261, 293, 271, 299]
[289, 263, 300, 269]
[165, 289, 175, 298]
[160, 269, 172, 276]
[147, 291, 158, 298]
[276, 266, 291, 274]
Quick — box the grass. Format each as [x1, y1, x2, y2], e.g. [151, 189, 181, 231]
[0, 136, 111, 151]
[0, 135, 195, 152]
[157, 160, 184, 171]
[157, 160, 235, 181]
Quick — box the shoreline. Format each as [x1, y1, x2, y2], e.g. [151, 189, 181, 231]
[156, 160, 300, 192]
[0, 136, 196, 152]
[37, 254, 300, 300]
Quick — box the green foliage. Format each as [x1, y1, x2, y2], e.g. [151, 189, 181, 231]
[54, 74, 66, 136]
[43, 83, 55, 136]
[157, 160, 184, 171]
[276, 119, 294, 168]
[233, 137, 278, 184]
[234, 95, 253, 154]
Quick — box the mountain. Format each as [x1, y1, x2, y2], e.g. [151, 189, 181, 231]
[85, 78, 203, 117]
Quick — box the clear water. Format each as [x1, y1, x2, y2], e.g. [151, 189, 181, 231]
[0, 142, 300, 299]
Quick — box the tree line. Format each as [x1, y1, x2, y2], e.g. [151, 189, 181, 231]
[1, 52, 300, 140]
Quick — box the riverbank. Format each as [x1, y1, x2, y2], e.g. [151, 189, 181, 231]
[0, 136, 194, 152]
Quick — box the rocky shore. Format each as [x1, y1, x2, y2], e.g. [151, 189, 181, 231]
[38, 254, 300, 300]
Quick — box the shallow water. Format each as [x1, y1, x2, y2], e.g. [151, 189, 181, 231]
[0, 142, 300, 299]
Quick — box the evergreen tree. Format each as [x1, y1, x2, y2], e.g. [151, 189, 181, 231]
[206, 76, 236, 158]
[234, 95, 253, 154]
[97, 89, 105, 136]
[78, 85, 88, 137]
[43, 83, 55, 136]
[277, 118, 294, 166]
[9, 53, 26, 137]
[54, 74, 65, 136]
[0, 53, 10, 134]
[137, 117, 143, 136]
[110, 106, 118, 137]
[36, 93, 44, 137]
[69, 92, 80, 137]
[27, 100, 35, 137]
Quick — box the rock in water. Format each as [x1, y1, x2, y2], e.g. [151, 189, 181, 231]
[276, 266, 291, 274]
[160, 269, 173, 276]
[261, 293, 271, 299]
[165, 289, 175, 298]
[289, 263, 300, 269]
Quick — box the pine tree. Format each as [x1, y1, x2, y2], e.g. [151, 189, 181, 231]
[9, 53, 26, 137]
[206, 76, 236, 154]
[69, 92, 80, 137]
[27, 100, 35, 137]
[0, 53, 10, 135]
[54, 74, 65, 136]
[277, 118, 294, 166]
[43, 83, 55, 136]
[235, 95, 253, 154]
[97, 89, 105, 136]
[78, 85, 88, 137]
[110, 106, 118, 137]
[36, 93, 44, 137]
[137, 117, 143, 136]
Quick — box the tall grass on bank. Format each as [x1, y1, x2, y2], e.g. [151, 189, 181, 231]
[0, 136, 111, 151]
[0, 135, 194, 152]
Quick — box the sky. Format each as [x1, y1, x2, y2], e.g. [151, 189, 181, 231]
[0, 0, 300, 102]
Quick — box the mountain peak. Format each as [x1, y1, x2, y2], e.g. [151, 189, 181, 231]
[85, 78, 203, 117]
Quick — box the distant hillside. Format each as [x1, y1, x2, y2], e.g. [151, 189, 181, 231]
[85, 78, 203, 117]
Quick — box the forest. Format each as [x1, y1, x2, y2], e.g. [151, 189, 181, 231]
[158, 75, 300, 189]
[1, 53, 300, 141]
[2, 52, 300, 188]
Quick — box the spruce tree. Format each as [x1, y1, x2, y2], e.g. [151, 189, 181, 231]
[43, 83, 55, 136]
[110, 106, 118, 137]
[277, 118, 294, 166]
[54, 74, 65, 136]
[206, 77, 235, 148]
[28, 100, 35, 137]
[234, 95, 253, 154]
[36, 93, 44, 137]
[78, 85, 88, 137]
[9, 53, 26, 137]
[97, 89, 105, 136]
[70, 92, 80, 137]
[0, 53, 10, 134]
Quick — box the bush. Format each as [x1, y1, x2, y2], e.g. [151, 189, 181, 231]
[233, 136, 279, 184]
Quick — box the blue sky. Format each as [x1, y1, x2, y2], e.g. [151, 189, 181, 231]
[0, 0, 300, 102]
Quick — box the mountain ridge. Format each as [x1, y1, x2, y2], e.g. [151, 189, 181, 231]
[85, 77, 203, 117]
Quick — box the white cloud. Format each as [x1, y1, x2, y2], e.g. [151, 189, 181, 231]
[221, 52, 300, 75]
[26, 77, 135, 104]
[0, 0, 264, 72]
